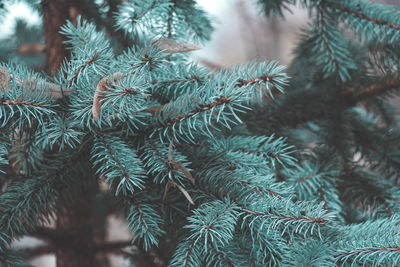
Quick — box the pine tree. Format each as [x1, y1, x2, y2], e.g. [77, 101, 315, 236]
[0, 0, 400, 266]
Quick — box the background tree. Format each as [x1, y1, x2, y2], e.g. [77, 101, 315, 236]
[0, 0, 400, 267]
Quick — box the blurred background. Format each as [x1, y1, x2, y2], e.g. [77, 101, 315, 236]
[1, 0, 398, 266]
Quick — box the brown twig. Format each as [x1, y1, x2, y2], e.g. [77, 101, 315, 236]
[342, 77, 400, 103]
[18, 245, 54, 259]
[94, 240, 133, 253]
[92, 72, 123, 121]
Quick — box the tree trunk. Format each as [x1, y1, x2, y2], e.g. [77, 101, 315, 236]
[42, 0, 82, 74]
[41, 1, 96, 266]
[55, 195, 96, 267]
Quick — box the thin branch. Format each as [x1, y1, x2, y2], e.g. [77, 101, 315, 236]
[343, 77, 400, 103]
[242, 208, 327, 223]
[94, 240, 133, 253]
[69, 54, 100, 87]
[18, 245, 53, 259]
[29, 227, 69, 242]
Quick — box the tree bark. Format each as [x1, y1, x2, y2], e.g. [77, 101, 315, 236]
[42, 0, 82, 74]
[55, 194, 96, 267]
[41, 1, 96, 266]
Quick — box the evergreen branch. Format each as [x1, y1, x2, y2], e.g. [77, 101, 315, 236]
[301, 2, 357, 82]
[184, 236, 201, 267]
[0, 152, 85, 251]
[328, 2, 400, 31]
[209, 166, 283, 198]
[0, 99, 46, 108]
[282, 240, 334, 266]
[68, 54, 100, 87]
[260, 77, 400, 130]
[141, 139, 193, 186]
[343, 77, 400, 102]
[296, 173, 318, 183]
[336, 247, 400, 266]
[161, 96, 232, 129]
[240, 198, 333, 239]
[242, 208, 327, 224]
[0, 249, 31, 267]
[209, 242, 234, 267]
[91, 134, 147, 195]
[126, 202, 165, 251]
[211, 135, 297, 168]
[317, 5, 338, 72]
[170, 200, 239, 267]
[151, 76, 201, 85]
[148, 62, 288, 140]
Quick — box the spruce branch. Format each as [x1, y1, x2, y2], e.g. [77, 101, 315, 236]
[68, 53, 100, 87]
[91, 134, 147, 195]
[328, 2, 400, 31]
[262, 77, 400, 130]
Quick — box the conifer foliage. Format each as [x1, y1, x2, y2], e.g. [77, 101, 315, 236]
[0, 0, 400, 266]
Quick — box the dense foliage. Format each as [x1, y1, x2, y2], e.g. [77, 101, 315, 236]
[0, 0, 400, 266]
